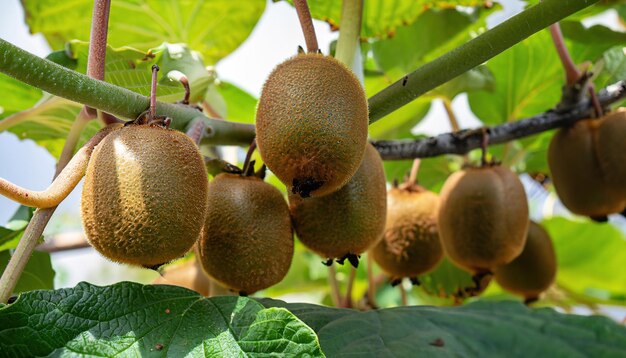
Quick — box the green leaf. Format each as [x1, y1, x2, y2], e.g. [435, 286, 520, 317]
[0, 94, 99, 159]
[468, 30, 562, 125]
[594, 46, 626, 91]
[0, 206, 37, 252]
[543, 217, 626, 301]
[286, 0, 492, 40]
[0, 251, 54, 294]
[21, 0, 266, 64]
[54, 41, 213, 103]
[207, 81, 258, 124]
[0, 73, 42, 120]
[261, 299, 626, 356]
[371, 7, 495, 82]
[561, 21, 626, 64]
[0, 282, 324, 357]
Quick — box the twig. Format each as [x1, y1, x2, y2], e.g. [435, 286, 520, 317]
[242, 138, 257, 175]
[371, 80, 626, 160]
[327, 265, 342, 307]
[399, 282, 408, 306]
[0, 39, 256, 146]
[0, 121, 117, 303]
[367, 0, 600, 124]
[293, 0, 319, 53]
[334, 0, 363, 68]
[442, 99, 460, 132]
[366, 254, 378, 308]
[343, 266, 357, 308]
[549, 23, 579, 86]
[407, 159, 421, 186]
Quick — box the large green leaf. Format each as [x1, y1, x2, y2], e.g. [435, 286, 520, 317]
[0, 282, 324, 357]
[543, 217, 626, 301]
[0, 74, 42, 120]
[594, 46, 626, 91]
[0, 206, 35, 252]
[561, 21, 626, 64]
[21, 0, 265, 64]
[0, 251, 54, 294]
[468, 30, 562, 125]
[261, 299, 626, 357]
[54, 41, 213, 103]
[286, 0, 491, 40]
[205, 81, 258, 124]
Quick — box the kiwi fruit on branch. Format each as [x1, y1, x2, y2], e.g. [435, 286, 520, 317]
[371, 178, 443, 282]
[548, 108, 626, 218]
[493, 221, 556, 302]
[197, 171, 294, 295]
[289, 143, 387, 267]
[81, 122, 209, 268]
[255, 52, 369, 198]
[438, 163, 529, 274]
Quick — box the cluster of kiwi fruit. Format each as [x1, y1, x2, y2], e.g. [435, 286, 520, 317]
[255, 51, 387, 268]
[437, 158, 558, 300]
[548, 108, 626, 219]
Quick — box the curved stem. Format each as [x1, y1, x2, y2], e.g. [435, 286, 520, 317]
[366, 253, 378, 308]
[368, 0, 599, 124]
[335, 0, 363, 68]
[0, 124, 122, 208]
[0, 123, 118, 303]
[86, 0, 110, 81]
[293, 0, 318, 53]
[242, 138, 257, 175]
[0, 38, 255, 146]
[407, 159, 421, 186]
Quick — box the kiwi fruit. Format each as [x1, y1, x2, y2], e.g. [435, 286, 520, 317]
[255, 53, 369, 198]
[371, 185, 443, 280]
[494, 221, 557, 301]
[596, 108, 626, 198]
[197, 173, 294, 295]
[81, 124, 208, 267]
[548, 115, 626, 217]
[289, 144, 387, 265]
[438, 165, 529, 273]
[153, 256, 211, 296]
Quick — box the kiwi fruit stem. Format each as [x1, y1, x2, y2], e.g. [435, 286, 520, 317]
[0, 123, 122, 209]
[293, 0, 319, 53]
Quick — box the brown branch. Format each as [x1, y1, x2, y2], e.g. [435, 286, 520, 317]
[372, 80, 626, 160]
[293, 0, 319, 53]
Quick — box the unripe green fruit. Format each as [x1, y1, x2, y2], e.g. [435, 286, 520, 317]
[494, 221, 557, 301]
[438, 165, 529, 273]
[197, 173, 294, 295]
[290, 144, 387, 261]
[81, 124, 208, 267]
[371, 186, 443, 279]
[256, 53, 369, 198]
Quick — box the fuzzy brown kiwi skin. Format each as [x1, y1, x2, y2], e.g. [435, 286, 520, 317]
[494, 221, 556, 301]
[596, 108, 626, 199]
[81, 124, 208, 267]
[371, 186, 443, 280]
[438, 165, 529, 274]
[198, 173, 294, 295]
[289, 144, 387, 260]
[548, 118, 626, 217]
[255, 53, 369, 198]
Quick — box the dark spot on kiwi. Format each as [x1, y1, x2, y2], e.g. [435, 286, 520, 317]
[292, 177, 325, 198]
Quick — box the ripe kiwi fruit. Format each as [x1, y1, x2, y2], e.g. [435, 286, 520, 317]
[548, 113, 626, 217]
[153, 256, 211, 296]
[371, 185, 443, 280]
[81, 124, 208, 267]
[197, 172, 294, 295]
[596, 108, 626, 198]
[255, 52, 369, 198]
[494, 221, 557, 302]
[438, 164, 529, 273]
[289, 144, 386, 265]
